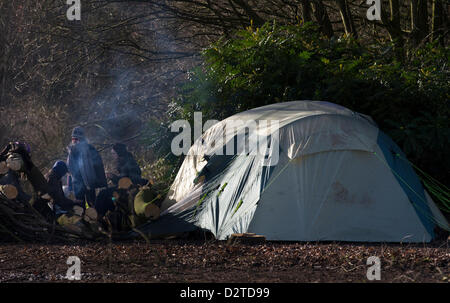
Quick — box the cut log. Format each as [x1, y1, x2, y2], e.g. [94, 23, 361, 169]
[0, 184, 18, 199]
[6, 154, 24, 171]
[227, 233, 266, 245]
[57, 214, 82, 226]
[0, 161, 8, 174]
[129, 203, 160, 228]
[133, 186, 161, 221]
[56, 214, 84, 234]
[72, 205, 84, 217]
[144, 203, 160, 220]
[84, 207, 98, 223]
[118, 177, 133, 190]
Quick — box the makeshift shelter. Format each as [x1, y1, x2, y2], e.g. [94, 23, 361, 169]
[136, 101, 449, 242]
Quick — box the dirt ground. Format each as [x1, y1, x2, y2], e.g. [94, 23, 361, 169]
[0, 237, 448, 284]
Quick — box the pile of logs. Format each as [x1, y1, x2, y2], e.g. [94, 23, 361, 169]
[0, 186, 96, 243]
[0, 172, 162, 243]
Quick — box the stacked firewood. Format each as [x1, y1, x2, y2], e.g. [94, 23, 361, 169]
[0, 140, 163, 242]
[0, 190, 91, 242]
[0, 141, 110, 242]
[106, 177, 161, 238]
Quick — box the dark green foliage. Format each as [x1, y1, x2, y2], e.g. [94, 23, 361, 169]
[175, 22, 449, 192]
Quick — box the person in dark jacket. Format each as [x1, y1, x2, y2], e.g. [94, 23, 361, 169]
[110, 143, 146, 186]
[94, 173, 119, 219]
[46, 160, 83, 216]
[94, 175, 134, 231]
[67, 127, 107, 208]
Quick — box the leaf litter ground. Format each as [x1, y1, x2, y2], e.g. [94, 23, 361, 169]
[0, 238, 448, 283]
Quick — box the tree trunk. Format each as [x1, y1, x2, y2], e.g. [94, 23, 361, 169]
[0, 2, 11, 103]
[432, 0, 445, 45]
[411, 0, 429, 45]
[386, 0, 405, 60]
[390, 0, 402, 32]
[230, 0, 265, 28]
[311, 0, 334, 38]
[301, 0, 312, 22]
[335, 0, 358, 37]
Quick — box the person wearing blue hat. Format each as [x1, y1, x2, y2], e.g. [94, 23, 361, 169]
[67, 126, 107, 208]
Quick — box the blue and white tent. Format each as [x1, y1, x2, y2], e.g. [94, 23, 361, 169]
[140, 101, 449, 242]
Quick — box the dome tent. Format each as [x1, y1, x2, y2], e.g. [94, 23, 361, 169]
[136, 101, 449, 242]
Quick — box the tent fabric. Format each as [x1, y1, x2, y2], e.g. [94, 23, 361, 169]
[375, 131, 435, 238]
[135, 101, 449, 242]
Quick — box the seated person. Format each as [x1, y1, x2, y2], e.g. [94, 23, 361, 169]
[95, 173, 120, 218]
[94, 142, 145, 222]
[95, 173, 158, 232]
[110, 143, 147, 186]
[46, 161, 83, 217]
[95, 172, 139, 219]
[46, 160, 100, 234]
